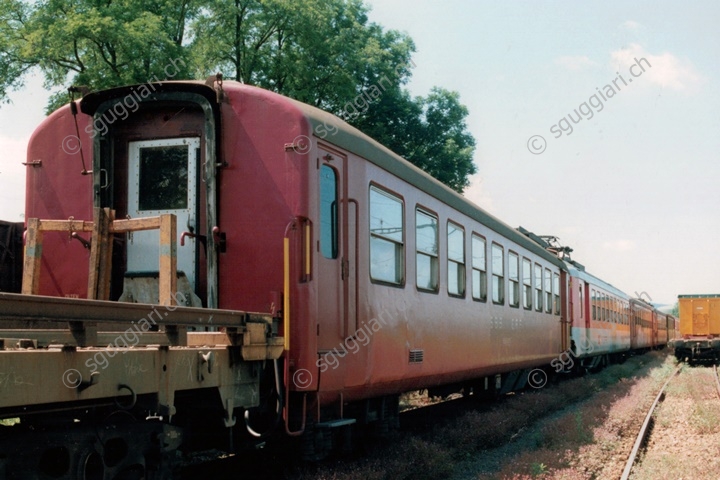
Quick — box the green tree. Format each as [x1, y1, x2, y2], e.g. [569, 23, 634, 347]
[190, 0, 414, 112]
[0, 0, 195, 112]
[353, 87, 477, 192]
[0, 0, 477, 192]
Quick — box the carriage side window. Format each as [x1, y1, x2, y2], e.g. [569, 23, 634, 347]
[553, 273, 560, 315]
[615, 299, 619, 323]
[607, 295, 610, 321]
[601, 293, 606, 321]
[416, 209, 438, 292]
[592, 290, 596, 319]
[522, 258, 532, 309]
[579, 286, 584, 318]
[447, 222, 466, 297]
[509, 252, 519, 307]
[471, 234, 487, 302]
[544, 268, 552, 313]
[534, 264, 543, 312]
[319, 165, 338, 259]
[624, 302, 627, 324]
[492, 243, 504, 304]
[369, 186, 404, 285]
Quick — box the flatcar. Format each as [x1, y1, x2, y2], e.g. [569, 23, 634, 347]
[0, 78, 673, 475]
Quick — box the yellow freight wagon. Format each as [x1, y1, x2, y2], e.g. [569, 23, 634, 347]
[670, 294, 720, 362]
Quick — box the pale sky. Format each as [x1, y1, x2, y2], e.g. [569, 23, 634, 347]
[1, 1, 718, 305]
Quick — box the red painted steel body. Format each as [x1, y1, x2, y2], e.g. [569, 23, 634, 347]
[24, 80, 671, 416]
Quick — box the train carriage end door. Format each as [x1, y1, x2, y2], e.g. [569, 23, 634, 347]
[317, 149, 349, 351]
[126, 137, 200, 302]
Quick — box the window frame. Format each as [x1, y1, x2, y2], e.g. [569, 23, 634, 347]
[491, 243, 505, 305]
[368, 184, 405, 287]
[522, 257, 532, 310]
[534, 263, 543, 312]
[544, 268, 552, 314]
[319, 164, 339, 259]
[446, 220, 466, 298]
[508, 251, 520, 308]
[471, 233, 488, 302]
[415, 206, 439, 293]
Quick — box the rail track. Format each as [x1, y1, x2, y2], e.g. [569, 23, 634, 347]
[621, 363, 720, 479]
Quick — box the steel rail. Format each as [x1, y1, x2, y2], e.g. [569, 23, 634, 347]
[620, 364, 682, 480]
[0, 292, 273, 328]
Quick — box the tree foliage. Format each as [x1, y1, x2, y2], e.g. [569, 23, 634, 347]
[0, 0, 477, 192]
[0, 0, 195, 111]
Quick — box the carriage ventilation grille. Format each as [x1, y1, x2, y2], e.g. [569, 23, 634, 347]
[409, 349, 424, 363]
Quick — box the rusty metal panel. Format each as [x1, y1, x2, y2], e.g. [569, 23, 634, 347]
[0, 346, 261, 415]
[679, 295, 720, 338]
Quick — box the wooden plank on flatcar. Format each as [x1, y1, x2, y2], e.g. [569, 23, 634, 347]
[109, 216, 162, 233]
[21, 218, 42, 295]
[37, 220, 93, 232]
[158, 213, 177, 307]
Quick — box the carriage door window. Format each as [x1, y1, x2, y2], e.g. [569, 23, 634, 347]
[319, 165, 338, 259]
[128, 137, 199, 290]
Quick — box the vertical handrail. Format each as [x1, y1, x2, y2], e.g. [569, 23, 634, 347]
[283, 220, 306, 435]
[283, 236, 291, 352]
[348, 199, 359, 334]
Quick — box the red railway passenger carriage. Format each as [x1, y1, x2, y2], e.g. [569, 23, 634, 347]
[23, 79, 570, 446]
[6, 78, 673, 468]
